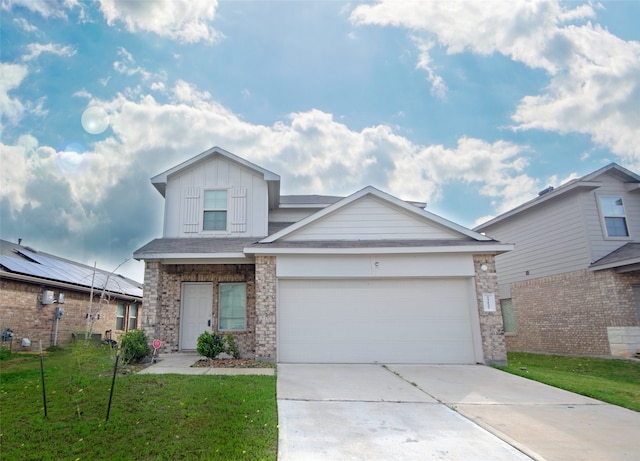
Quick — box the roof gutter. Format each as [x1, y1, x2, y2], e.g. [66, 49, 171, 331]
[0, 270, 143, 302]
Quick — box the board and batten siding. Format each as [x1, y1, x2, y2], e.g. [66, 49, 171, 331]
[282, 195, 464, 241]
[162, 156, 269, 237]
[582, 173, 640, 263]
[485, 192, 590, 298]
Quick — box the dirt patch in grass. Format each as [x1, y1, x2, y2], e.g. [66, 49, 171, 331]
[193, 358, 275, 368]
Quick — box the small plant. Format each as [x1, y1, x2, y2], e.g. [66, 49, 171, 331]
[197, 331, 227, 359]
[0, 346, 12, 361]
[226, 334, 240, 359]
[120, 329, 151, 364]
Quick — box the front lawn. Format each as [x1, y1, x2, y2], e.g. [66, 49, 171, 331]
[0, 344, 278, 460]
[496, 352, 640, 412]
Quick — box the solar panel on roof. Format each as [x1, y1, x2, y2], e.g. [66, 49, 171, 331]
[2, 250, 142, 298]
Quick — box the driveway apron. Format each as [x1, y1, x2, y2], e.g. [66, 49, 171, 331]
[277, 364, 640, 461]
[277, 364, 532, 460]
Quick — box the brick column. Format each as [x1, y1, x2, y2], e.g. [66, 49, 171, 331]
[254, 256, 277, 361]
[473, 255, 507, 366]
[141, 261, 163, 349]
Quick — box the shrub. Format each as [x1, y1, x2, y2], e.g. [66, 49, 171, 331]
[197, 331, 227, 359]
[120, 329, 151, 363]
[226, 334, 240, 359]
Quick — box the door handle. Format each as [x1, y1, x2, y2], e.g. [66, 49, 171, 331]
[207, 319, 211, 327]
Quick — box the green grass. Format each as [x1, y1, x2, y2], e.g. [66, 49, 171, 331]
[0, 344, 277, 460]
[496, 352, 640, 412]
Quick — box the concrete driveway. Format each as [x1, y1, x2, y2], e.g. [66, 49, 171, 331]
[277, 364, 640, 461]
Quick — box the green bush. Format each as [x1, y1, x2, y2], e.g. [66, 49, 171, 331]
[197, 331, 227, 359]
[226, 334, 240, 359]
[120, 329, 151, 363]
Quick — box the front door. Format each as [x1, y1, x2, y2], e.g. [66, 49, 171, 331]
[180, 282, 213, 350]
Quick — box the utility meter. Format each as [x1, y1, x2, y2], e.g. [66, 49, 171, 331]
[55, 307, 65, 319]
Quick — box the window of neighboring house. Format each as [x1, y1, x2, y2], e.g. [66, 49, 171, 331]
[219, 283, 246, 330]
[203, 190, 227, 231]
[116, 303, 126, 331]
[116, 302, 139, 331]
[500, 298, 516, 334]
[128, 304, 138, 330]
[599, 195, 629, 238]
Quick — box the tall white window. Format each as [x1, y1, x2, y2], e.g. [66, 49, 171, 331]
[116, 303, 126, 330]
[128, 304, 138, 329]
[219, 283, 246, 330]
[203, 190, 227, 231]
[599, 196, 629, 237]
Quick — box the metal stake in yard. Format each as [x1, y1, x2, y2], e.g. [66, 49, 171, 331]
[106, 353, 119, 422]
[39, 341, 47, 418]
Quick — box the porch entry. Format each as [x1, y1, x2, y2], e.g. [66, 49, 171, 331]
[180, 282, 213, 350]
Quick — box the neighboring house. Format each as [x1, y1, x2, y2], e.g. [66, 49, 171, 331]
[0, 239, 143, 349]
[134, 146, 513, 365]
[474, 163, 640, 358]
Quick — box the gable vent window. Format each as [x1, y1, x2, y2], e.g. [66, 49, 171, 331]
[599, 195, 629, 238]
[203, 190, 228, 231]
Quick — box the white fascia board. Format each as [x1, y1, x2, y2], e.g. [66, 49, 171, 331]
[262, 186, 491, 243]
[245, 243, 513, 256]
[135, 252, 250, 262]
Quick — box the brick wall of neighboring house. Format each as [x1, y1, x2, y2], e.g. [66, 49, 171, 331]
[473, 255, 507, 366]
[144, 263, 257, 357]
[506, 268, 640, 356]
[254, 256, 277, 361]
[0, 278, 130, 350]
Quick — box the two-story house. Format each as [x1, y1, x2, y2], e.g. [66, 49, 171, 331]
[134, 147, 512, 364]
[475, 163, 640, 358]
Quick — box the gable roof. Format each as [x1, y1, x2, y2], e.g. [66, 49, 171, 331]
[150, 146, 281, 209]
[261, 186, 493, 243]
[474, 163, 640, 231]
[0, 240, 143, 300]
[590, 242, 640, 272]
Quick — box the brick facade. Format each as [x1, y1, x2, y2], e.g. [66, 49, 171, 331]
[506, 268, 640, 356]
[0, 278, 134, 350]
[254, 256, 277, 361]
[473, 255, 508, 365]
[142, 262, 256, 356]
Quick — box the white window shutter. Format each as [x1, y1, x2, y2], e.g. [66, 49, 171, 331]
[230, 187, 247, 233]
[183, 187, 200, 233]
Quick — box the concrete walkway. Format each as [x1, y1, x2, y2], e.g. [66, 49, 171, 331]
[277, 364, 640, 461]
[136, 353, 274, 375]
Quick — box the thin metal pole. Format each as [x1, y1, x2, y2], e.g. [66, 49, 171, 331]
[106, 353, 119, 421]
[39, 341, 47, 418]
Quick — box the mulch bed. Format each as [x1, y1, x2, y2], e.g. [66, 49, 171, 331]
[192, 358, 275, 368]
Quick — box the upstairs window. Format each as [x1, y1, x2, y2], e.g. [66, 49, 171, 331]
[599, 195, 629, 238]
[203, 190, 227, 231]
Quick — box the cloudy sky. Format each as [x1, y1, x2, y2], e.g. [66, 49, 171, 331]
[1, 0, 639, 282]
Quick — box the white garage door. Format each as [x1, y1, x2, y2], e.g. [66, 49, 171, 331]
[278, 278, 479, 364]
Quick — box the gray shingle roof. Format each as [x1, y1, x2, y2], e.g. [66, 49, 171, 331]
[590, 243, 640, 269]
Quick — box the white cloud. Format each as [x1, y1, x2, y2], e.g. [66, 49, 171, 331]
[0, 63, 28, 133]
[350, 0, 640, 162]
[113, 47, 166, 84]
[13, 17, 38, 32]
[97, 0, 223, 44]
[22, 42, 76, 61]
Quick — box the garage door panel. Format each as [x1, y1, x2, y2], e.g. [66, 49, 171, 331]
[278, 278, 478, 364]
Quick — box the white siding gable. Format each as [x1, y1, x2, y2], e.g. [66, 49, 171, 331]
[281, 195, 466, 241]
[163, 156, 268, 237]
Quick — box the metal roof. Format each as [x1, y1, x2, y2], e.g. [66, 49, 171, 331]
[0, 241, 143, 298]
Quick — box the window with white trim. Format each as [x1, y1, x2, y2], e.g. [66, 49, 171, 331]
[116, 302, 139, 331]
[599, 195, 629, 238]
[203, 190, 227, 231]
[219, 283, 246, 330]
